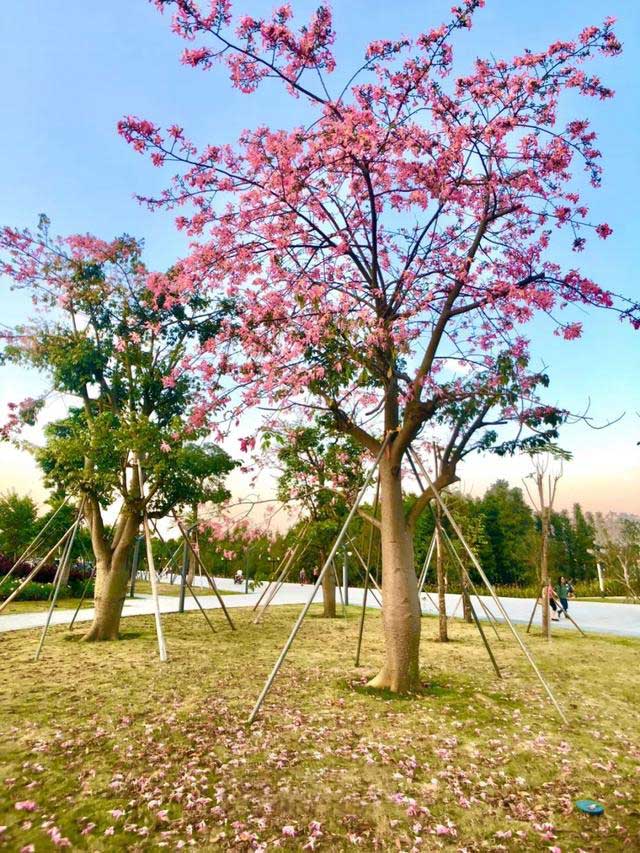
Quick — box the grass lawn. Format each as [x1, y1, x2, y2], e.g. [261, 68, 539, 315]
[578, 597, 638, 605]
[0, 598, 93, 615]
[0, 583, 241, 616]
[0, 607, 638, 851]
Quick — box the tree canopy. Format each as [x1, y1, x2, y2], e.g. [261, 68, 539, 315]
[120, 1, 637, 476]
[0, 216, 236, 519]
[117, 0, 639, 688]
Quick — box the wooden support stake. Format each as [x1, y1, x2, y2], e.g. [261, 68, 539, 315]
[142, 513, 168, 661]
[0, 523, 78, 614]
[173, 514, 236, 631]
[248, 435, 390, 724]
[34, 501, 85, 660]
[355, 475, 381, 667]
[407, 446, 568, 725]
[136, 459, 168, 662]
[439, 526, 502, 642]
[526, 597, 540, 633]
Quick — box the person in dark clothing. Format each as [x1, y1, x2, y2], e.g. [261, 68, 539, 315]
[556, 576, 570, 616]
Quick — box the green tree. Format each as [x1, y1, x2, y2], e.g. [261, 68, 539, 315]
[549, 510, 574, 579]
[0, 219, 236, 640]
[273, 419, 365, 617]
[0, 491, 38, 561]
[480, 481, 537, 585]
[571, 504, 597, 581]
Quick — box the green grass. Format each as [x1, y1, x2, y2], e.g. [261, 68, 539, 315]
[578, 596, 638, 605]
[0, 597, 93, 615]
[0, 606, 638, 851]
[0, 583, 240, 615]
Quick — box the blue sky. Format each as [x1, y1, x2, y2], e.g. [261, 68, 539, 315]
[0, 0, 638, 514]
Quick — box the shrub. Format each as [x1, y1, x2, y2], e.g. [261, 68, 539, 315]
[0, 578, 93, 602]
[0, 552, 92, 585]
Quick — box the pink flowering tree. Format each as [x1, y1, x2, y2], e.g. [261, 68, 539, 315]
[120, 1, 638, 690]
[0, 217, 236, 640]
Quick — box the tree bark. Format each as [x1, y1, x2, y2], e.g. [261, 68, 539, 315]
[186, 508, 198, 585]
[322, 560, 337, 618]
[82, 552, 131, 640]
[186, 537, 198, 586]
[435, 516, 449, 642]
[541, 508, 550, 640]
[367, 458, 421, 693]
[82, 505, 140, 642]
[461, 571, 473, 623]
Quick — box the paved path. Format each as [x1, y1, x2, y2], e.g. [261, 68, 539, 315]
[1, 576, 638, 638]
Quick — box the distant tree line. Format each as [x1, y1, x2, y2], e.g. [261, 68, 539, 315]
[2, 481, 638, 596]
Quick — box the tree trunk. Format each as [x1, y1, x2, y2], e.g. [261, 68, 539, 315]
[435, 516, 448, 642]
[82, 506, 139, 642]
[186, 508, 198, 585]
[82, 550, 132, 640]
[186, 542, 197, 586]
[541, 510, 550, 640]
[461, 571, 473, 623]
[368, 458, 421, 693]
[322, 560, 337, 618]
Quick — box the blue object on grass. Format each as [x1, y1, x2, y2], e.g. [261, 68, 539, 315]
[576, 799, 604, 816]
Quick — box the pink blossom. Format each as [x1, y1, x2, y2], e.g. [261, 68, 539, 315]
[596, 223, 613, 238]
[14, 801, 37, 812]
[434, 822, 457, 836]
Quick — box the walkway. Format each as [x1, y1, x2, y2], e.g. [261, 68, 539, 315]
[1, 577, 638, 638]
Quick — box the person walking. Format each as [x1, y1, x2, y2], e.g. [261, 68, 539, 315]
[299, 568, 308, 585]
[556, 576, 570, 617]
[544, 581, 560, 621]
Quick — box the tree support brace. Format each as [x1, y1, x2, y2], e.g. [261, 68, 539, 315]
[247, 434, 391, 724]
[406, 445, 568, 725]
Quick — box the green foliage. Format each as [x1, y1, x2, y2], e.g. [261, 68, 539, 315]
[0, 491, 38, 560]
[275, 419, 365, 518]
[269, 419, 368, 578]
[147, 442, 236, 518]
[547, 504, 597, 581]
[0, 578, 93, 602]
[1, 225, 237, 530]
[478, 480, 538, 585]
[431, 355, 566, 461]
[410, 481, 611, 589]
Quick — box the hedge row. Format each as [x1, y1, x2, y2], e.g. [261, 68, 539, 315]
[0, 578, 93, 602]
[0, 554, 92, 585]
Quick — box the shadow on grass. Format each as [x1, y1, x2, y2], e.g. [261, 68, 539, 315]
[307, 612, 350, 620]
[345, 677, 465, 703]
